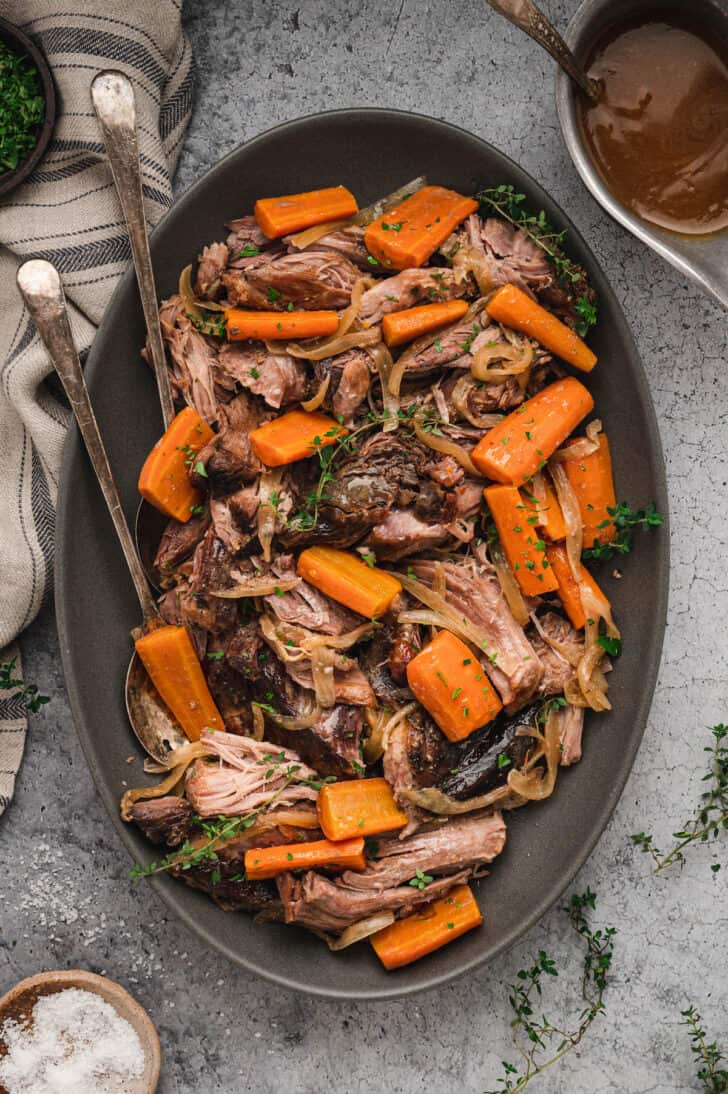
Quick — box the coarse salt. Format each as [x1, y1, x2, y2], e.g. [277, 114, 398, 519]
[0, 987, 145, 1094]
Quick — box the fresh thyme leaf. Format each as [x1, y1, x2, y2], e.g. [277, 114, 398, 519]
[680, 1005, 728, 1093]
[485, 888, 616, 1094]
[583, 502, 663, 561]
[0, 658, 49, 713]
[631, 723, 728, 874]
[597, 635, 621, 657]
[477, 184, 598, 335]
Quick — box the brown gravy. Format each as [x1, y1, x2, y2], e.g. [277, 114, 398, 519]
[579, 13, 728, 235]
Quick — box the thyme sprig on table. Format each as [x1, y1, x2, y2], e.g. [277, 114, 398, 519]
[631, 723, 728, 874]
[485, 889, 616, 1094]
[477, 185, 597, 337]
[582, 502, 663, 562]
[0, 657, 49, 713]
[681, 1005, 728, 1093]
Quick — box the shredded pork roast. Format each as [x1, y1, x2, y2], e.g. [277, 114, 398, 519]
[126, 179, 622, 962]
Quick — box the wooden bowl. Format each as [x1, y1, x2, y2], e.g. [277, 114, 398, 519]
[0, 970, 161, 1093]
[0, 15, 56, 199]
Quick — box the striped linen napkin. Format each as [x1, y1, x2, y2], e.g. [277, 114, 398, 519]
[0, 0, 194, 814]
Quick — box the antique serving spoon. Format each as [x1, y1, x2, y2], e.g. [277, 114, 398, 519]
[91, 70, 176, 591]
[485, 0, 601, 102]
[17, 259, 187, 764]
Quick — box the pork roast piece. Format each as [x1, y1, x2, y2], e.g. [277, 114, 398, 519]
[156, 295, 219, 423]
[216, 341, 308, 408]
[195, 241, 229, 299]
[129, 796, 193, 847]
[192, 391, 263, 495]
[278, 810, 506, 932]
[154, 510, 211, 581]
[222, 251, 360, 310]
[313, 349, 371, 424]
[287, 223, 372, 269]
[411, 553, 544, 706]
[360, 268, 472, 324]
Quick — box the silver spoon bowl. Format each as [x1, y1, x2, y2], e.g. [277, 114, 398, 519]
[17, 259, 187, 764]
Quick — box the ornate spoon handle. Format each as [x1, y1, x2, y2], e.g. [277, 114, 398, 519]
[91, 70, 175, 428]
[485, 0, 601, 103]
[17, 259, 158, 622]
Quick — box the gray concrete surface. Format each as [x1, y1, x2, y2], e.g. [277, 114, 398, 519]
[3, 2, 727, 1091]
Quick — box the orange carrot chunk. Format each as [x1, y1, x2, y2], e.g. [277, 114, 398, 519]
[484, 485, 559, 597]
[527, 476, 567, 541]
[254, 185, 359, 239]
[135, 625, 223, 741]
[137, 407, 214, 523]
[249, 410, 347, 467]
[317, 777, 409, 841]
[381, 299, 469, 347]
[225, 309, 339, 342]
[562, 433, 617, 548]
[244, 836, 366, 880]
[546, 544, 611, 630]
[486, 284, 597, 372]
[364, 185, 478, 270]
[371, 884, 483, 970]
[406, 630, 503, 742]
[470, 377, 594, 485]
[297, 546, 402, 618]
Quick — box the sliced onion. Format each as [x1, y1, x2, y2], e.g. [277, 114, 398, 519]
[368, 342, 399, 433]
[212, 574, 298, 598]
[120, 762, 190, 820]
[251, 702, 266, 741]
[310, 646, 337, 709]
[326, 911, 396, 951]
[550, 461, 583, 584]
[259, 614, 308, 663]
[551, 419, 603, 463]
[492, 543, 529, 626]
[257, 467, 284, 563]
[404, 782, 524, 814]
[271, 699, 322, 731]
[394, 572, 495, 657]
[450, 374, 505, 429]
[413, 413, 481, 478]
[288, 218, 350, 249]
[451, 242, 494, 295]
[470, 336, 533, 382]
[300, 621, 375, 652]
[301, 373, 330, 412]
[179, 263, 226, 314]
[507, 711, 561, 801]
[286, 326, 381, 361]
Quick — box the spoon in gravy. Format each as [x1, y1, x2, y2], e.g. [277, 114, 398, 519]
[485, 0, 602, 103]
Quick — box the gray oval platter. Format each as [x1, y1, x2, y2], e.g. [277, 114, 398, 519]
[56, 108, 669, 1000]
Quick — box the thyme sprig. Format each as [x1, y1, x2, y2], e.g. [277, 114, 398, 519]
[0, 657, 49, 713]
[582, 502, 663, 561]
[681, 1005, 728, 1093]
[485, 889, 616, 1094]
[631, 723, 728, 874]
[477, 184, 597, 336]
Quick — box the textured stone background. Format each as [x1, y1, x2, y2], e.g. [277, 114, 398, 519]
[3, 2, 727, 1091]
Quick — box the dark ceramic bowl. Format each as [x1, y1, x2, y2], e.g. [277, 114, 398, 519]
[0, 15, 56, 199]
[56, 109, 669, 1000]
